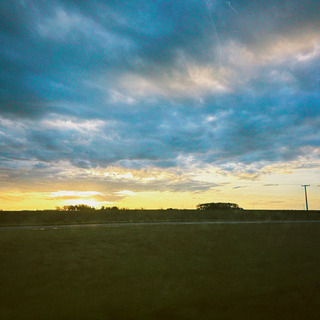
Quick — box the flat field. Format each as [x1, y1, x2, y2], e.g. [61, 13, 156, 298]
[1, 223, 320, 320]
[1, 209, 320, 227]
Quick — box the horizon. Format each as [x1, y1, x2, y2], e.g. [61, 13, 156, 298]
[2, 205, 320, 212]
[1, 0, 320, 211]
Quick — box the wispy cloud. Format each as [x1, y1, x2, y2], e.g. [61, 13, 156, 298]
[1, 0, 319, 209]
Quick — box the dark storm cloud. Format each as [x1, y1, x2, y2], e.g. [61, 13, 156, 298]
[1, 0, 320, 174]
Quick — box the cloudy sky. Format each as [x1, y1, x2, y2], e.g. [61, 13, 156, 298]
[1, 0, 319, 210]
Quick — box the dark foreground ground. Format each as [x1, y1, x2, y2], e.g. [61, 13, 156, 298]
[1, 221, 320, 320]
[0, 209, 319, 227]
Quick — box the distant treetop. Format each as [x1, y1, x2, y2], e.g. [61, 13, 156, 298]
[196, 202, 242, 210]
[56, 204, 95, 211]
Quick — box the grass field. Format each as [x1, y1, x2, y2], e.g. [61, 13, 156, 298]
[1, 223, 320, 319]
[0, 209, 320, 227]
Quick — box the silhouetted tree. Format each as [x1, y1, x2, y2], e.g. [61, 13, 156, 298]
[197, 202, 242, 210]
[60, 204, 96, 211]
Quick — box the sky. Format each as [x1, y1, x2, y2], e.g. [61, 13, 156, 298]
[1, 0, 319, 210]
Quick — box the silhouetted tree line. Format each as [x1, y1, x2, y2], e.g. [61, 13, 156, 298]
[55, 205, 129, 212]
[197, 202, 242, 210]
[56, 204, 95, 211]
[55, 203, 243, 212]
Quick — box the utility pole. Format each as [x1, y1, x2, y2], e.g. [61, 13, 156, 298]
[301, 185, 310, 211]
